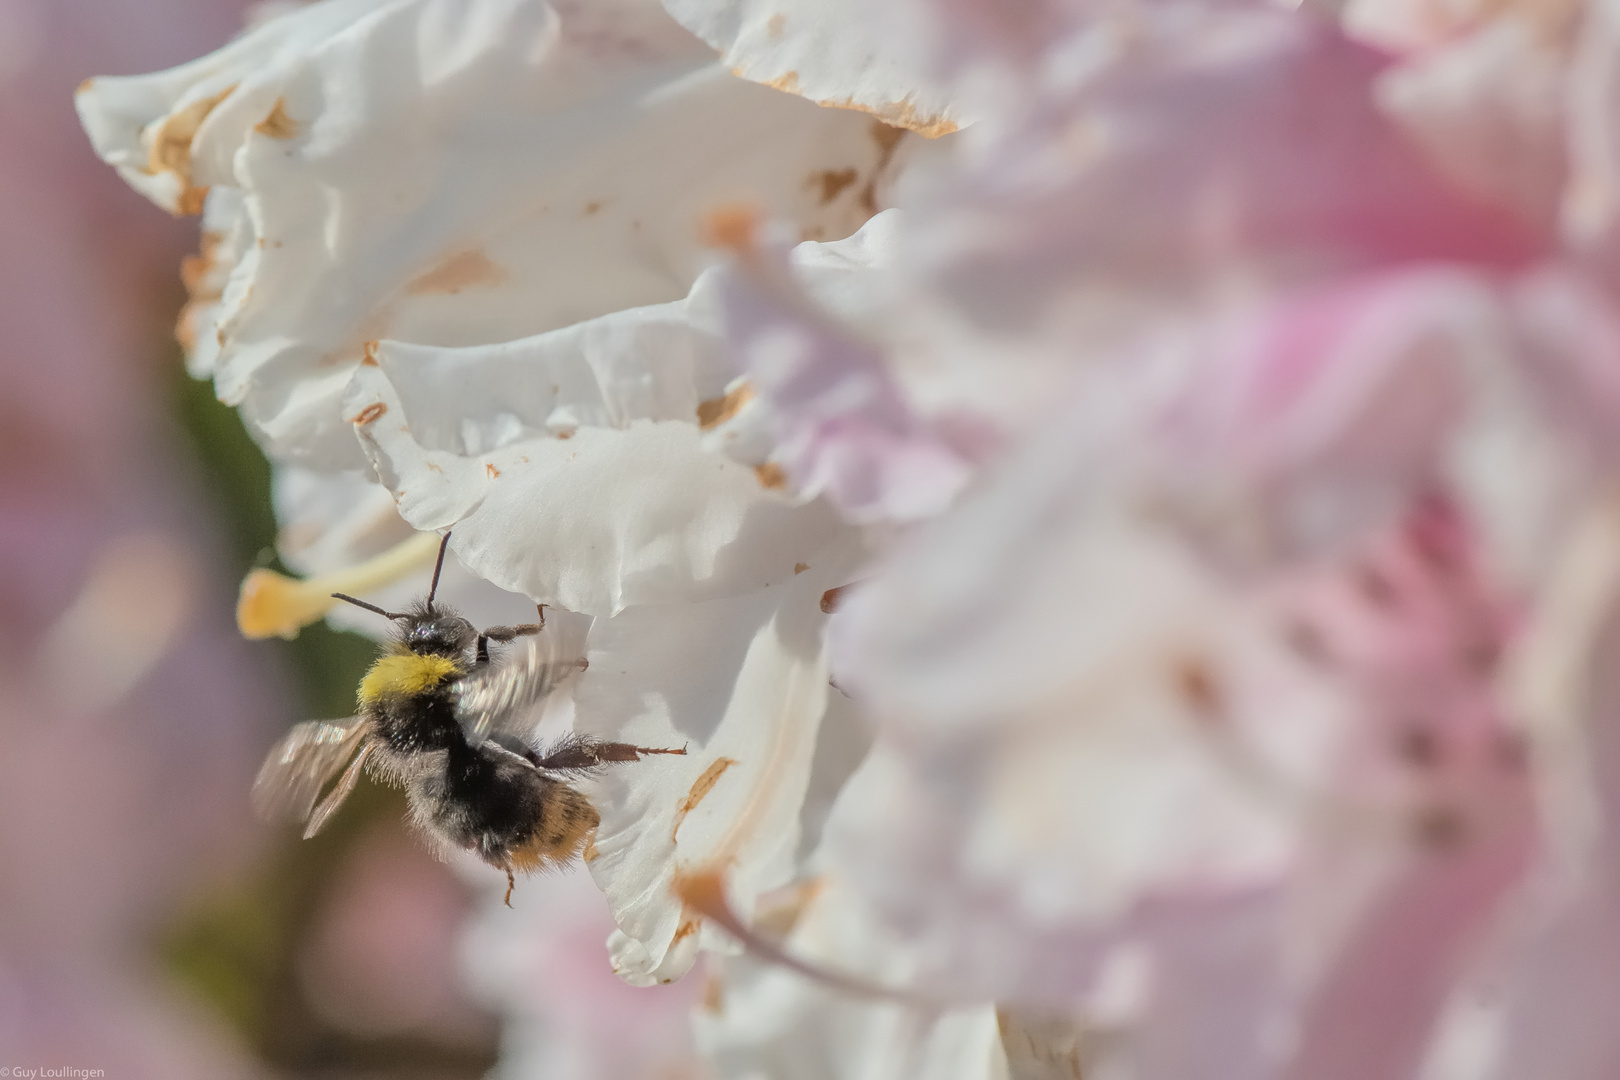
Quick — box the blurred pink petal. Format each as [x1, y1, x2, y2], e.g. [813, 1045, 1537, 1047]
[300, 823, 494, 1042]
[463, 868, 702, 1080]
[712, 213, 972, 523]
[901, 5, 1538, 436]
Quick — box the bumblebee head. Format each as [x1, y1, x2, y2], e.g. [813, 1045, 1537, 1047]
[398, 606, 476, 657]
[331, 532, 474, 656]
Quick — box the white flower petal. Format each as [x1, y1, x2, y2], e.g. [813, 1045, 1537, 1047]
[272, 465, 412, 578]
[575, 552, 857, 985]
[814, 729, 1300, 1004]
[177, 186, 252, 376]
[661, 0, 963, 137]
[80, 0, 914, 466]
[693, 878, 1005, 1080]
[268, 465, 547, 637]
[707, 210, 974, 523]
[344, 333, 848, 614]
[76, 0, 389, 214]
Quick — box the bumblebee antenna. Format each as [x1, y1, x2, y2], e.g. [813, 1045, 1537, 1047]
[330, 593, 406, 620]
[427, 531, 451, 610]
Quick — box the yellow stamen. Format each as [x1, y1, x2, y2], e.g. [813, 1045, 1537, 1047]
[236, 531, 443, 639]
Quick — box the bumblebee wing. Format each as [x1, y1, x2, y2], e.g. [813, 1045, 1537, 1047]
[303, 741, 375, 839]
[252, 717, 373, 831]
[453, 635, 587, 743]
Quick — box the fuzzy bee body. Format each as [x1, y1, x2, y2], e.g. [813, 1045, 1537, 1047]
[253, 535, 682, 899]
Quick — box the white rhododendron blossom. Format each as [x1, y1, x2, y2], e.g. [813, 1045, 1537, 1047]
[78, 0, 913, 466]
[79, 0, 1620, 1077]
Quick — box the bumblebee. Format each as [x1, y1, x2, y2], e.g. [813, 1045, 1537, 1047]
[253, 532, 682, 903]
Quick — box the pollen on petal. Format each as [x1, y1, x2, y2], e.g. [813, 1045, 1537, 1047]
[672, 757, 739, 842]
[350, 402, 387, 425]
[699, 203, 760, 252]
[697, 382, 755, 429]
[405, 250, 506, 296]
[754, 462, 787, 489]
[254, 97, 298, 139]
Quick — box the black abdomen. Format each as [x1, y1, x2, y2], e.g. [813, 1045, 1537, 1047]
[414, 740, 550, 867]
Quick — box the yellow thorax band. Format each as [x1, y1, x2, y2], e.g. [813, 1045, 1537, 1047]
[359, 652, 460, 703]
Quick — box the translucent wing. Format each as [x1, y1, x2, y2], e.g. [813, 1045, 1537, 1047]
[302, 741, 375, 839]
[453, 634, 588, 743]
[252, 717, 373, 835]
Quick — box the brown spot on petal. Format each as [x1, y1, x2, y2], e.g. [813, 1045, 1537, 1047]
[697, 383, 755, 429]
[485, 463, 500, 479]
[582, 834, 599, 863]
[350, 402, 387, 426]
[77, 78, 94, 95]
[1174, 657, 1223, 717]
[754, 462, 787, 489]
[823, 97, 956, 139]
[1412, 804, 1468, 850]
[176, 185, 210, 217]
[556, 430, 573, 440]
[1355, 562, 1399, 609]
[1461, 638, 1501, 676]
[1281, 616, 1333, 667]
[1396, 724, 1441, 769]
[759, 69, 801, 95]
[405, 250, 507, 295]
[856, 120, 909, 216]
[253, 97, 297, 138]
[673, 916, 701, 944]
[767, 13, 786, 38]
[672, 757, 739, 842]
[175, 230, 226, 352]
[794, 563, 809, 575]
[360, 340, 380, 366]
[179, 231, 224, 300]
[146, 84, 235, 215]
[583, 200, 601, 215]
[820, 584, 852, 613]
[175, 307, 198, 353]
[700, 203, 760, 252]
[701, 972, 725, 1014]
[809, 167, 857, 204]
[870, 120, 906, 155]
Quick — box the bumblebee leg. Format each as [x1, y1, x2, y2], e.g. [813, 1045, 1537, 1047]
[476, 616, 545, 665]
[535, 740, 688, 771]
[504, 867, 516, 908]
